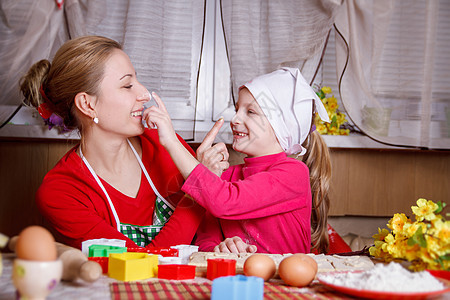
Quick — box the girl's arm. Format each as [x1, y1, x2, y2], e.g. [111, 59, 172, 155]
[182, 161, 309, 220]
[149, 193, 205, 247]
[193, 212, 224, 252]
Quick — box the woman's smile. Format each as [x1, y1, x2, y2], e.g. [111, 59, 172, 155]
[131, 110, 143, 117]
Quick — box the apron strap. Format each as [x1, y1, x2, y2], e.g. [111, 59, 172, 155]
[79, 138, 175, 234]
[79, 147, 121, 231]
[127, 139, 175, 211]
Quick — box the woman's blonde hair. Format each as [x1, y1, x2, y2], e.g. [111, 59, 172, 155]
[19, 35, 122, 133]
[302, 130, 331, 253]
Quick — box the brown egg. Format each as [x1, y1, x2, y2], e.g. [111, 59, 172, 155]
[243, 254, 276, 281]
[294, 253, 318, 273]
[15, 226, 57, 261]
[278, 253, 317, 287]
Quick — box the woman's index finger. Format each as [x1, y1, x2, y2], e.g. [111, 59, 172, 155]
[151, 92, 167, 112]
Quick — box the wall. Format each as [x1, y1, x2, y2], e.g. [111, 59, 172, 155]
[328, 148, 449, 216]
[1, 139, 449, 246]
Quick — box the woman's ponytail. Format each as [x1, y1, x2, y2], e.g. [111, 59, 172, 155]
[20, 59, 51, 109]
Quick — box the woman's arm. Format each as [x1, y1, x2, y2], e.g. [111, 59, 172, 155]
[143, 92, 229, 178]
[36, 183, 140, 249]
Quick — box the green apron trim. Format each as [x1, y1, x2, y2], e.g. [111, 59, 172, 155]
[120, 196, 174, 247]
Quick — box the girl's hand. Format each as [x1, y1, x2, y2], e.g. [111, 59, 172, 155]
[214, 236, 257, 254]
[143, 92, 178, 147]
[197, 118, 230, 177]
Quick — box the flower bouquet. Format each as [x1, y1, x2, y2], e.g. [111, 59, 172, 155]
[314, 86, 350, 135]
[370, 198, 450, 271]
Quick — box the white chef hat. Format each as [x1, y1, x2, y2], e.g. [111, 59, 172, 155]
[242, 67, 330, 156]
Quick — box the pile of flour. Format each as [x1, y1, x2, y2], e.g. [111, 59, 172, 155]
[320, 262, 445, 292]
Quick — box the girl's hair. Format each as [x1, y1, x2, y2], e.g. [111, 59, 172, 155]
[19, 35, 122, 133]
[302, 130, 331, 253]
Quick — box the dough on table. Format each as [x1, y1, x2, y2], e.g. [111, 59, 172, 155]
[188, 252, 374, 278]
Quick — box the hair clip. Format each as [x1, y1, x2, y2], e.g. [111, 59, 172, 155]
[44, 113, 70, 132]
[37, 102, 70, 132]
[38, 102, 52, 119]
[38, 85, 70, 132]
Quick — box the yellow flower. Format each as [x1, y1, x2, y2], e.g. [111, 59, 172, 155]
[412, 198, 439, 222]
[321, 86, 332, 94]
[419, 248, 438, 264]
[327, 96, 337, 104]
[339, 129, 350, 136]
[314, 86, 349, 136]
[410, 260, 430, 272]
[371, 198, 449, 271]
[386, 235, 407, 257]
[336, 112, 347, 123]
[373, 228, 390, 241]
[317, 123, 327, 135]
[328, 102, 338, 111]
[388, 213, 410, 235]
[384, 233, 395, 245]
[403, 221, 425, 238]
[369, 240, 392, 260]
[425, 235, 442, 258]
[434, 219, 450, 241]
[429, 219, 450, 257]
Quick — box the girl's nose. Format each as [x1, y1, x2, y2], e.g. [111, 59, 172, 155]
[231, 110, 241, 125]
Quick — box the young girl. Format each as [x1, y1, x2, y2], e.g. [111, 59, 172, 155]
[145, 67, 332, 254]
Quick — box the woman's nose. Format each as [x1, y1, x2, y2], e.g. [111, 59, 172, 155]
[136, 86, 151, 102]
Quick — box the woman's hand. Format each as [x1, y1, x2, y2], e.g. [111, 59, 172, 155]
[214, 236, 257, 254]
[143, 93, 228, 179]
[143, 92, 178, 147]
[143, 92, 199, 179]
[197, 118, 230, 177]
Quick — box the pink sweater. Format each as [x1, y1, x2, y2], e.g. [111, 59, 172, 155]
[182, 152, 311, 254]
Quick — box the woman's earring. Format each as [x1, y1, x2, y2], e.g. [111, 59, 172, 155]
[93, 117, 99, 124]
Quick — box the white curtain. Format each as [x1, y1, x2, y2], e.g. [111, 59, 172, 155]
[335, 0, 450, 149]
[0, 0, 205, 139]
[220, 0, 344, 100]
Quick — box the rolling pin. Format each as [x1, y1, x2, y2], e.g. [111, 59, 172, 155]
[9, 236, 102, 283]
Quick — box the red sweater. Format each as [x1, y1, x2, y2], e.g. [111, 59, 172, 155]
[36, 129, 204, 249]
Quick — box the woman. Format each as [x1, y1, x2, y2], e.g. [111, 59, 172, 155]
[20, 35, 228, 249]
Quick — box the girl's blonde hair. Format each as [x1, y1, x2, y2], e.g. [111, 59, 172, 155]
[19, 35, 122, 133]
[302, 130, 331, 253]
